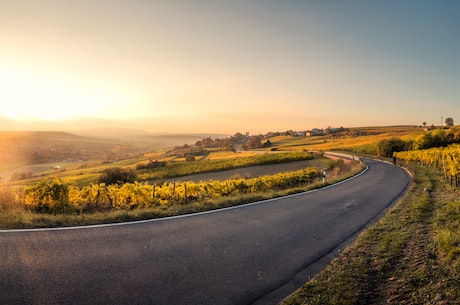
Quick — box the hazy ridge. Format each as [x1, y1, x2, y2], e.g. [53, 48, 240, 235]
[0, 128, 229, 173]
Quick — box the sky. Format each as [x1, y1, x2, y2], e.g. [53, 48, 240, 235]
[1, 0, 459, 134]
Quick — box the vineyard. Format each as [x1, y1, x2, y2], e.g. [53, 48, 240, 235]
[23, 168, 321, 214]
[136, 151, 314, 181]
[2, 126, 416, 228]
[395, 144, 460, 187]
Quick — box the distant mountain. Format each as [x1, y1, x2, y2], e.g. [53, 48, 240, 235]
[0, 116, 229, 141]
[74, 128, 229, 147]
[74, 127, 153, 139]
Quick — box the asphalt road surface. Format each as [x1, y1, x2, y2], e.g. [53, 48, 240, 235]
[0, 159, 410, 305]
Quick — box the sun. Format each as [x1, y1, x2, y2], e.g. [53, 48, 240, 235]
[0, 65, 131, 121]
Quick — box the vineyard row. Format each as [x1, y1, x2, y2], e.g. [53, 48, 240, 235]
[23, 168, 321, 214]
[395, 144, 460, 187]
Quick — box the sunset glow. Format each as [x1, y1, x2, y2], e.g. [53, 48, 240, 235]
[1, 1, 459, 133]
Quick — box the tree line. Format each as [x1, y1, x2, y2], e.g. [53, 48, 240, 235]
[195, 132, 270, 151]
[377, 126, 460, 158]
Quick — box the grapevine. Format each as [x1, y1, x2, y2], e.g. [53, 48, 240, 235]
[24, 168, 321, 214]
[395, 144, 460, 187]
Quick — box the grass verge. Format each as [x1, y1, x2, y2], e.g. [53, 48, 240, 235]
[280, 164, 460, 305]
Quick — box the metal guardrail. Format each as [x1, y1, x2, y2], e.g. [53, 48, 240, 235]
[323, 151, 361, 162]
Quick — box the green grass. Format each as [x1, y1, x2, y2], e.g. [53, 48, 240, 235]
[266, 135, 328, 150]
[434, 183, 460, 273]
[136, 151, 314, 182]
[280, 164, 460, 305]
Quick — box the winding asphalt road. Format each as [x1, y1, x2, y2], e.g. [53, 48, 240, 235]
[0, 159, 410, 305]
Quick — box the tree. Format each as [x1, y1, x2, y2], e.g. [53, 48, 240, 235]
[230, 132, 248, 151]
[415, 133, 434, 150]
[377, 138, 407, 158]
[99, 168, 136, 185]
[414, 130, 448, 149]
[247, 136, 263, 149]
[451, 126, 460, 143]
[445, 117, 454, 128]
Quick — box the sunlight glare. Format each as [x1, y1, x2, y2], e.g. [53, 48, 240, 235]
[0, 66, 130, 121]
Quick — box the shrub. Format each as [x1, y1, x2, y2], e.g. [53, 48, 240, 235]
[99, 168, 136, 185]
[377, 138, 407, 158]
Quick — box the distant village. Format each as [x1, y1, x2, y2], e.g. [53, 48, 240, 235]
[265, 127, 347, 138]
[305, 127, 342, 136]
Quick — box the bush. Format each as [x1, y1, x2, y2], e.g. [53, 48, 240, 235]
[377, 138, 407, 158]
[99, 168, 136, 185]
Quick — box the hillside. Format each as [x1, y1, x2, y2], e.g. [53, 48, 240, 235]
[0, 131, 117, 171]
[0, 130, 228, 173]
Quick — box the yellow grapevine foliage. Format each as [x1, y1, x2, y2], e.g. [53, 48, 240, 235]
[24, 168, 320, 214]
[395, 144, 460, 186]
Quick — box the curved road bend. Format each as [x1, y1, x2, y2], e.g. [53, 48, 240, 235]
[0, 159, 410, 305]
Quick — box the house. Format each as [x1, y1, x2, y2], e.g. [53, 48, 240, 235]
[306, 128, 325, 136]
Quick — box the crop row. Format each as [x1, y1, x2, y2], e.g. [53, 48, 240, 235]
[24, 168, 321, 214]
[395, 144, 460, 186]
[136, 151, 313, 181]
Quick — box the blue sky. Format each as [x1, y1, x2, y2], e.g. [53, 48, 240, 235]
[1, 1, 459, 133]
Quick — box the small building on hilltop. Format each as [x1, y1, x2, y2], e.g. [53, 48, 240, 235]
[306, 128, 325, 136]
